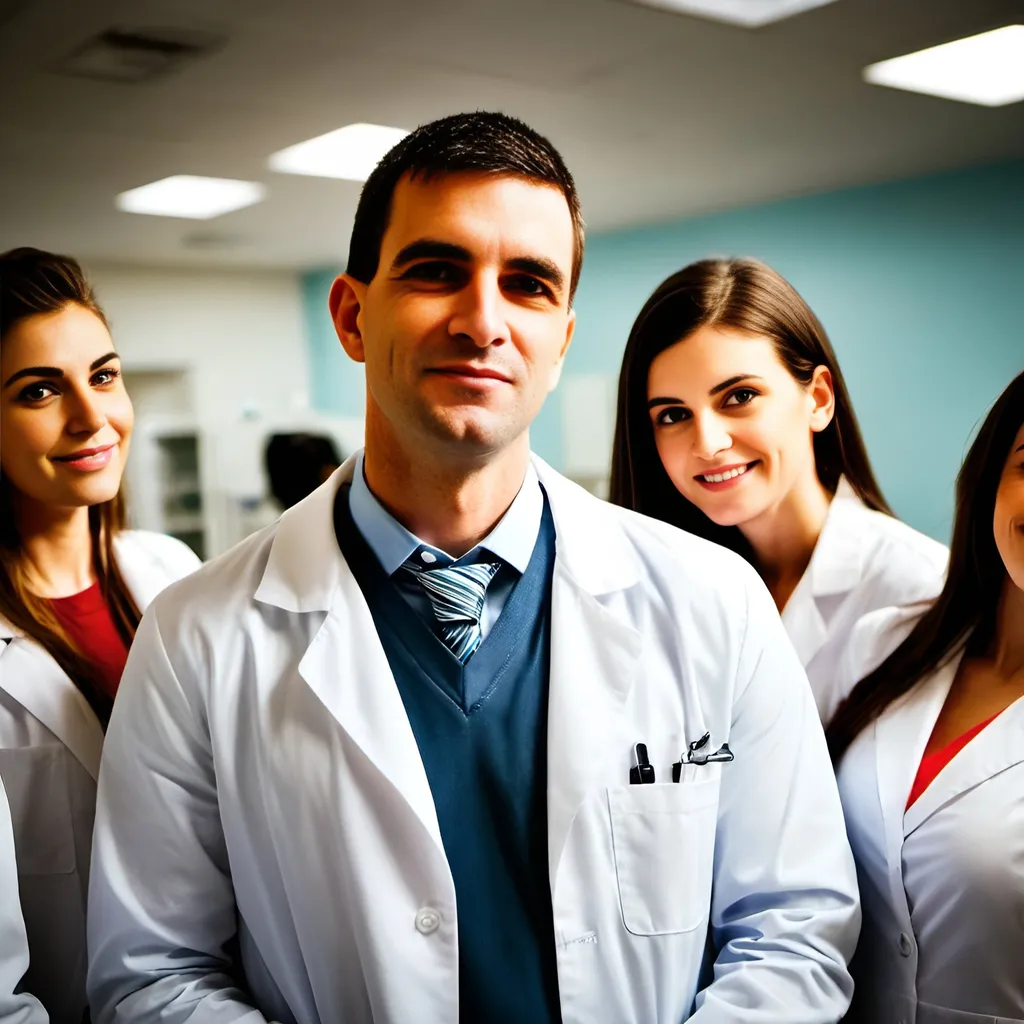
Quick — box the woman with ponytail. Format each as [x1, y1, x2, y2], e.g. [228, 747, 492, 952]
[0, 247, 200, 1022]
[828, 370, 1024, 1023]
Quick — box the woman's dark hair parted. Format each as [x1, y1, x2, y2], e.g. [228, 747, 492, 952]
[608, 257, 890, 558]
[346, 111, 586, 302]
[826, 369, 1024, 762]
[0, 246, 139, 724]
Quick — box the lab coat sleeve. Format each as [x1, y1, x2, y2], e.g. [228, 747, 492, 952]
[691, 575, 861, 1023]
[86, 605, 270, 1024]
[0, 777, 48, 1024]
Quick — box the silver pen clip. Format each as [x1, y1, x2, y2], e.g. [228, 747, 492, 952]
[673, 731, 735, 780]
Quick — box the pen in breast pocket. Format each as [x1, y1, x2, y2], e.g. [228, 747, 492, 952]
[629, 742, 656, 784]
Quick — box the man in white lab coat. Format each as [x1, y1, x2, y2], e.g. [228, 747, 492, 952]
[87, 111, 860, 1024]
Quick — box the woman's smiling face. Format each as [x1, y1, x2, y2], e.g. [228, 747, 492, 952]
[1, 303, 133, 511]
[647, 324, 834, 528]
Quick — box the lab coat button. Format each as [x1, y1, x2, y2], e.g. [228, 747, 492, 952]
[898, 932, 913, 956]
[415, 908, 440, 934]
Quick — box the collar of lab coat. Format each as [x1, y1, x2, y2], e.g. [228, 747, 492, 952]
[254, 451, 643, 612]
[0, 532, 164, 781]
[781, 477, 867, 663]
[873, 654, 959, 867]
[902, 684, 1024, 839]
[255, 451, 645, 875]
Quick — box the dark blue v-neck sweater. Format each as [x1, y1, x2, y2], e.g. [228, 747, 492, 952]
[334, 485, 561, 1023]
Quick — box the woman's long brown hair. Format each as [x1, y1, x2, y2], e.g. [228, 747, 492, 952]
[609, 258, 891, 564]
[825, 370, 1024, 762]
[0, 247, 141, 725]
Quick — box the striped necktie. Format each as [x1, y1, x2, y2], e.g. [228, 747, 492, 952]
[400, 552, 501, 663]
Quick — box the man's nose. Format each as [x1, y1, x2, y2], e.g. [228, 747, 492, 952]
[448, 275, 511, 349]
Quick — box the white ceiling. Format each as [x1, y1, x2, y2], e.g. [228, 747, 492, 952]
[0, 0, 1021, 270]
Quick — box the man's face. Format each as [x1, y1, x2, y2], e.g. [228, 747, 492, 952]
[335, 171, 576, 459]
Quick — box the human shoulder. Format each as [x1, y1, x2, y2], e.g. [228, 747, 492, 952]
[142, 522, 278, 629]
[116, 529, 202, 577]
[853, 504, 948, 598]
[543, 466, 764, 610]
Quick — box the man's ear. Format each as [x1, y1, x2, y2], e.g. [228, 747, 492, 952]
[329, 274, 367, 363]
[547, 308, 576, 394]
[809, 365, 836, 434]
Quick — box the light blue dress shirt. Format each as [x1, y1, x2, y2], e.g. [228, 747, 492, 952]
[348, 453, 543, 639]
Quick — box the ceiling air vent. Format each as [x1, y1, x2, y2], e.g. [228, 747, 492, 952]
[55, 26, 225, 83]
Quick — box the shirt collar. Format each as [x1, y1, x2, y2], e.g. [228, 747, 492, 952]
[348, 452, 542, 576]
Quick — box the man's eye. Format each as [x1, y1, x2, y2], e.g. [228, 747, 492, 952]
[506, 274, 548, 297]
[402, 261, 460, 283]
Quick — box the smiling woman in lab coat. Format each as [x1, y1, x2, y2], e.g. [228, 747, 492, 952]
[610, 258, 947, 723]
[0, 248, 201, 1023]
[826, 370, 1024, 1024]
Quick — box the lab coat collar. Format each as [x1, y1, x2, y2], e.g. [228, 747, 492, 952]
[254, 451, 643, 613]
[0, 639, 104, 780]
[258, 450, 645, 874]
[0, 531, 185, 780]
[873, 655, 959, 865]
[805, 478, 870, 598]
[904, 691, 1024, 837]
[781, 477, 868, 665]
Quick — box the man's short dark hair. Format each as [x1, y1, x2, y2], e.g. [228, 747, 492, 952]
[346, 111, 585, 302]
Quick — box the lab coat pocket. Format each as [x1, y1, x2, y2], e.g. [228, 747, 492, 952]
[0, 745, 76, 875]
[608, 778, 718, 936]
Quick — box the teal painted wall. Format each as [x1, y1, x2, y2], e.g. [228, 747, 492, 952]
[302, 159, 1024, 542]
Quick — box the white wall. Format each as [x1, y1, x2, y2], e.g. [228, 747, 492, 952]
[86, 263, 351, 556]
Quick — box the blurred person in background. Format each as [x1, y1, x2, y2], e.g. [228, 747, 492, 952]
[0, 776, 47, 1024]
[264, 432, 342, 511]
[87, 112, 858, 1024]
[0, 247, 201, 1023]
[827, 370, 1024, 1023]
[610, 257, 948, 724]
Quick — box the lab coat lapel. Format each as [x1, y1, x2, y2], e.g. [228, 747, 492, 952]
[257, 457, 444, 854]
[874, 659, 957, 860]
[536, 460, 643, 883]
[904, 691, 1024, 837]
[0, 625, 104, 781]
[297, 569, 445, 854]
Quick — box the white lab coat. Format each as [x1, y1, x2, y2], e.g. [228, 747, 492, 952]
[836, 607, 1024, 1024]
[0, 776, 47, 1024]
[0, 531, 200, 1024]
[87, 455, 860, 1024]
[781, 479, 947, 726]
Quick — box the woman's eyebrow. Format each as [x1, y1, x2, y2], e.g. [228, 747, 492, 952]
[709, 374, 763, 396]
[647, 395, 682, 410]
[3, 351, 118, 389]
[4, 365, 63, 388]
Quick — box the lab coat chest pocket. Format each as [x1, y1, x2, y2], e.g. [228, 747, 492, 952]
[0, 745, 76, 875]
[608, 776, 718, 936]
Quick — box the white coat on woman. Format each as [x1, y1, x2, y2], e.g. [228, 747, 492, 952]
[0, 775, 47, 1024]
[0, 530, 200, 1024]
[781, 478, 948, 725]
[836, 606, 1024, 1024]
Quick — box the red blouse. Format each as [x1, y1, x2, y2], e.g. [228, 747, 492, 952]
[48, 582, 130, 700]
[906, 710, 1002, 810]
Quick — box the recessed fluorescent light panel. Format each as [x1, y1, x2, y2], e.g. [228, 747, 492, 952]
[864, 25, 1024, 107]
[115, 176, 266, 219]
[625, 0, 839, 28]
[268, 123, 410, 181]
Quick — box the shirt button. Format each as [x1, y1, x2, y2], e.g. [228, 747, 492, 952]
[898, 932, 913, 956]
[419, 550, 437, 564]
[415, 908, 440, 935]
